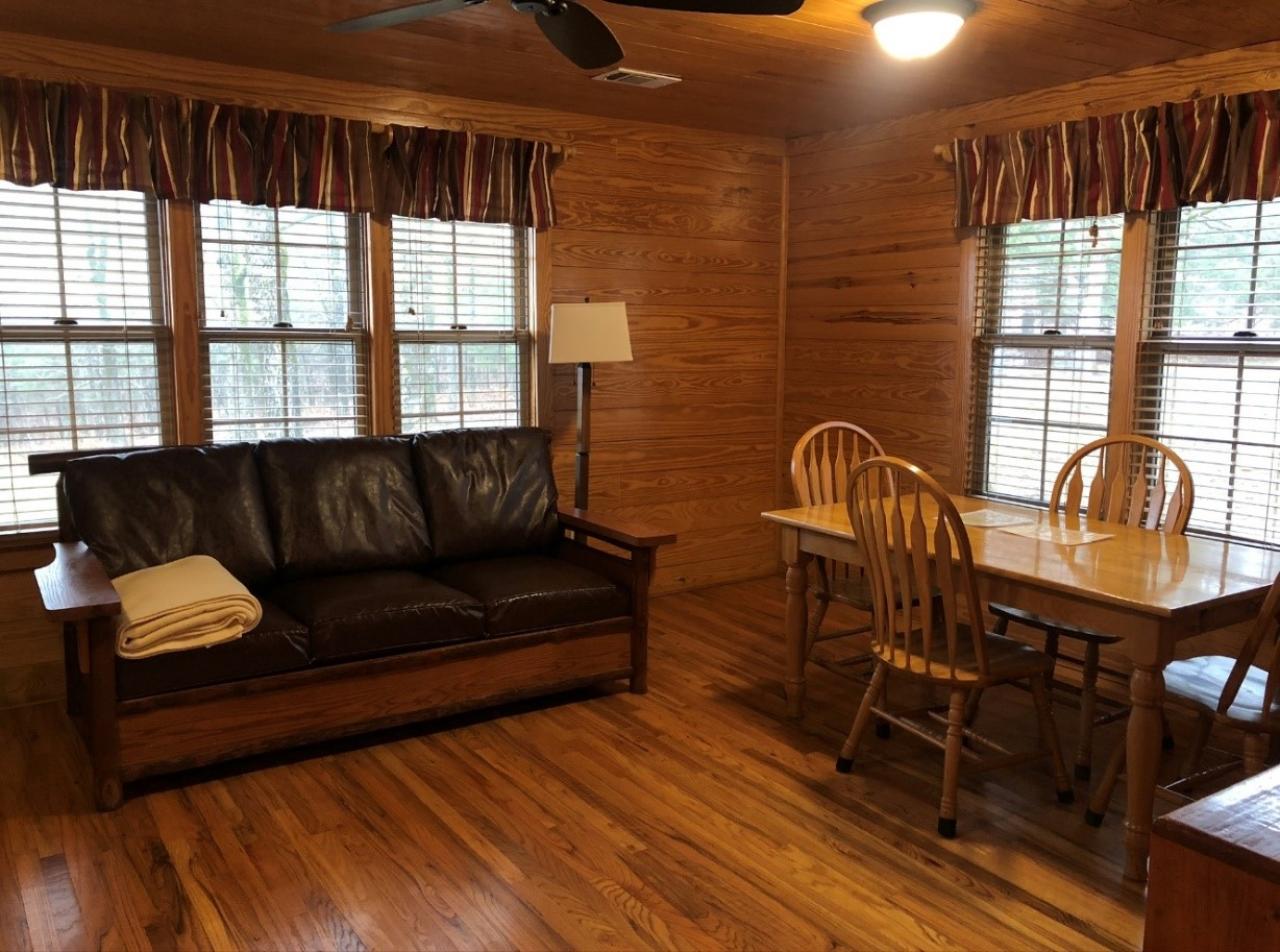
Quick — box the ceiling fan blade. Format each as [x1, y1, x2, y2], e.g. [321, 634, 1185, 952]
[602, 0, 803, 12]
[328, 0, 483, 33]
[536, 2, 624, 70]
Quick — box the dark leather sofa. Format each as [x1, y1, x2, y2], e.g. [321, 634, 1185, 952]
[31, 428, 674, 810]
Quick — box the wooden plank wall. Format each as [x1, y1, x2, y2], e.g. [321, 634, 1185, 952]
[0, 32, 785, 708]
[782, 39, 1280, 498]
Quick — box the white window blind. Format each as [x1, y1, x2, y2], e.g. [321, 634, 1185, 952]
[390, 218, 529, 432]
[0, 182, 170, 534]
[1136, 199, 1280, 546]
[968, 216, 1124, 505]
[198, 202, 368, 441]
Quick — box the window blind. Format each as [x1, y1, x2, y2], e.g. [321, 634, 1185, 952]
[968, 216, 1124, 505]
[390, 218, 529, 432]
[0, 182, 170, 534]
[1136, 199, 1280, 547]
[198, 202, 368, 441]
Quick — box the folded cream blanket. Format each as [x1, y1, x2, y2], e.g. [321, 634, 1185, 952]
[112, 555, 262, 659]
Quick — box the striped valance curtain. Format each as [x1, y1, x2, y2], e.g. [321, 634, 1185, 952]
[382, 126, 558, 226]
[954, 89, 1280, 227]
[0, 76, 559, 229]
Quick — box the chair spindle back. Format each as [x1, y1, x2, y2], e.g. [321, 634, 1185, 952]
[848, 457, 989, 683]
[1050, 435, 1194, 534]
[791, 421, 885, 507]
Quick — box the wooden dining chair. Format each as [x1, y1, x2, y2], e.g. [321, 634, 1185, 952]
[1085, 570, 1280, 825]
[971, 435, 1194, 780]
[835, 457, 1073, 838]
[790, 421, 885, 663]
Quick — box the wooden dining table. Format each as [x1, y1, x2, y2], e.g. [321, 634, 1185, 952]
[761, 494, 1280, 883]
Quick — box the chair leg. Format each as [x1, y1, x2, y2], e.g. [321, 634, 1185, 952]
[806, 559, 831, 657]
[1182, 712, 1213, 777]
[1243, 732, 1268, 777]
[962, 688, 983, 729]
[1029, 673, 1074, 803]
[875, 673, 891, 738]
[836, 664, 887, 774]
[965, 615, 1012, 730]
[1085, 740, 1126, 826]
[1161, 710, 1175, 751]
[1075, 641, 1100, 781]
[938, 689, 966, 838]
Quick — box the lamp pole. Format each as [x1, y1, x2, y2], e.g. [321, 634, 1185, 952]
[575, 360, 591, 510]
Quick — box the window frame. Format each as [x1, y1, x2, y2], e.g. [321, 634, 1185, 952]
[388, 217, 533, 435]
[0, 191, 540, 546]
[964, 202, 1280, 552]
[194, 202, 372, 442]
[966, 217, 1125, 508]
[0, 184, 175, 542]
[1133, 201, 1280, 547]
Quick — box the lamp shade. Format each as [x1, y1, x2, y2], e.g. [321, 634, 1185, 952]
[548, 302, 633, 364]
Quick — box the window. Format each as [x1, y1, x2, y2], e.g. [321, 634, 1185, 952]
[198, 202, 367, 440]
[0, 182, 170, 534]
[1136, 200, 1280, 546]
[390, 218, 529, 432]
[969, 216, 1124, 505]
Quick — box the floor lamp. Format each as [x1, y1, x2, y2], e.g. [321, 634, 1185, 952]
[548, 301, 632, 511]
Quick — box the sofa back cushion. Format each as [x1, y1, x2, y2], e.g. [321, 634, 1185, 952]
[412, 427, 559, 561]
[63, 443, 277, 584]
[257, 436, 431, 578]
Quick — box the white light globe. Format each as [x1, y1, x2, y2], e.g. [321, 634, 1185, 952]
[872, 11, 965, 60]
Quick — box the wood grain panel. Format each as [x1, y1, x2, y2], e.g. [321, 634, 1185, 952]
[0, 560, 61, 710]
[0, 35, 785, 707]
[550, 231, 778, 275]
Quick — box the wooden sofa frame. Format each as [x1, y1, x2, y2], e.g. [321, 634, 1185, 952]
[30, 452, 674, 810]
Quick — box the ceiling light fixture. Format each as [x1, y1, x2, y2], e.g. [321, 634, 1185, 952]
[861, 0, 976, 61]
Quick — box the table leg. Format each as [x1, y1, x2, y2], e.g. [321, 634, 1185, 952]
[1123, 661, 1166, 882]
[782, 527, 811, 719]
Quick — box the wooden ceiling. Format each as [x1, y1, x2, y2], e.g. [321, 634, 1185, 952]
[3, 1, 1279, 137]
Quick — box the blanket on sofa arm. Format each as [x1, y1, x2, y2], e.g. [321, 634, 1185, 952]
[112, 555, 262, 659]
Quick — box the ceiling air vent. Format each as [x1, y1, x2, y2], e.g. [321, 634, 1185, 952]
[593, 68, 682, 90]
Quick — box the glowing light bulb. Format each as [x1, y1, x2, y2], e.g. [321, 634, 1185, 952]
[862, 1, 975, 61]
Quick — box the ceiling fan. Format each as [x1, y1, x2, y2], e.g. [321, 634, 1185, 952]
[327, 0, 806, 71]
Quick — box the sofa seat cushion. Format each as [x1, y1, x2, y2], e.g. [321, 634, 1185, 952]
[257, 437, 432, 579]
[272, 570, 483, 662]
[64, 443, 277, 585]
[432, 556, 629, 636]
[115, 599, 309, 700]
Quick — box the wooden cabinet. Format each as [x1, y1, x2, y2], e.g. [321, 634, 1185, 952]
[1144, 765, 1280, 952]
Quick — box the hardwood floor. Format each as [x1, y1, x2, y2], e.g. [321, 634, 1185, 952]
[0, 577, 1147, 950]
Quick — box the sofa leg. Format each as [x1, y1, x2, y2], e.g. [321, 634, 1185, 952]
[87, 616, 123, 811]
[630, 669, 648, 695]
[630, 549, 654, 695]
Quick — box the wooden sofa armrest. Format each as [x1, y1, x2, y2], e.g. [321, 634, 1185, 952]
[558, 508, 677, 550]
[34, 542, 121, 622]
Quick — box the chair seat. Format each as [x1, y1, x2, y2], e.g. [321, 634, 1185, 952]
[1165, 656, 1280, 727]
[432, 555, 630, 636]
[873, 624, 1051, 684]
[989, 603, 1121, 644]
